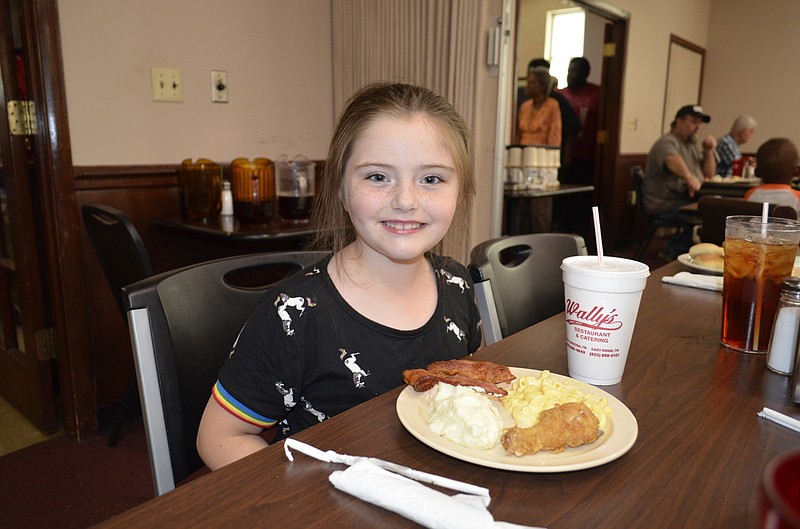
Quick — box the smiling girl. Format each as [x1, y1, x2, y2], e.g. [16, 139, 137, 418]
[197, 83, 481, 469]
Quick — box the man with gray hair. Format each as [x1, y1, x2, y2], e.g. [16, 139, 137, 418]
[716, 115, 758, 176]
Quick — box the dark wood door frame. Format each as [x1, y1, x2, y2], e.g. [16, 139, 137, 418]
[536, 0, 629, 250]
[594, 12, 628, 250]
[12, 0, 95, 438]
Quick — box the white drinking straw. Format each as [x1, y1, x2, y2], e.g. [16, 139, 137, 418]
[753, 201, 770, 348]
[592, 206, 604, 267]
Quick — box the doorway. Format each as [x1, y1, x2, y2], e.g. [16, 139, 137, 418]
[0, 0, 59, 433]
[494, 0, 629, 246]
[0, 0, 94, 438]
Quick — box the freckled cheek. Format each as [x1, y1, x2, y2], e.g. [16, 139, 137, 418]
[344, 189, 391, 217]
[426, 194, 459, 221]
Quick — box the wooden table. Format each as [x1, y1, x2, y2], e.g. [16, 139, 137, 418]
[697, 179, 761, 198]
[155, 215, 315, 247]
[98, 261, 800, 528]
[504, 183, 595, 199]
[504, 184, 595, 235]
[152, 216, 316, 265]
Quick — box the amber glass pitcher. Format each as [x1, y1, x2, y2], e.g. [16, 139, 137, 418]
[230, 157, 276, 224]
[179, 158, 222, 220]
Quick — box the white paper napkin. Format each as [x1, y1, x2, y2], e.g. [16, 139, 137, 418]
[284, 438, 489, 497]
[758, 407, 800, 433]
[329, 460, 542, 529]
[284, 439, 543, 529]
[661, 272, 723, 292]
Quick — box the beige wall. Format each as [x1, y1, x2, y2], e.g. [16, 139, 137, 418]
[58, 0, 334, 165]
[613, 0, 712, 153]
[702, 0, 800, 147]
[58, 0, 798, 253]
[515, 0, 563, 81]
[513, 0, 714, 154]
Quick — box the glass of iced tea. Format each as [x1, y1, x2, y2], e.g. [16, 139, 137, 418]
[721, 216, 800, 353]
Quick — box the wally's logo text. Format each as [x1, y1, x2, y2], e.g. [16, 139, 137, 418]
[565, 299, 623, 331]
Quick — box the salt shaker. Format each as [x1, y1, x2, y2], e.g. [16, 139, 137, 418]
[220, 180, 234, 216]
[766, 277, 800, 375]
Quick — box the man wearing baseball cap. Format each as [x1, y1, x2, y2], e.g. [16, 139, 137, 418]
[641, 104, 717, 259]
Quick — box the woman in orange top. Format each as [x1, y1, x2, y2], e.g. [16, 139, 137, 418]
[516, 67, 562, 146]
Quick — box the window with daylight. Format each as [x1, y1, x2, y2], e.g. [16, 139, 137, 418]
[544, 8, 585, 89]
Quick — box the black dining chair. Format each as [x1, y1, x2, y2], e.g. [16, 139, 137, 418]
[630, 165, 700, 260]
[696, 195, 797, 246]
[123, 250, 328, 496]
[81, 203, 155, 447]
[468, 233, 587, 345]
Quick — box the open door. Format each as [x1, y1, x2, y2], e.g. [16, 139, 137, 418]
[495, 0, 629, 246]
[662, 35, 705, 134]
[0, 0, 57, 432]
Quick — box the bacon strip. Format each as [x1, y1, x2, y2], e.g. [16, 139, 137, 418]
[402, 368, 509, 397]
[426, 359, 516, 384]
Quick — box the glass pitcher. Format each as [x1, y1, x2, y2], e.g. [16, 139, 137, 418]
[276, 154, 315, 220]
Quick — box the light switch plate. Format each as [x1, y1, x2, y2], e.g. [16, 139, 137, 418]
[151, 67, 183, 102]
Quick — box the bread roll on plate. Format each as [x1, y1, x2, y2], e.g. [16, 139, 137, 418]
[689, 243, 724, 259]
[692, 252, 724, 270]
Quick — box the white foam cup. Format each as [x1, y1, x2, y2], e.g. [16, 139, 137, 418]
[506, 147, 522, 167]
[561, 256, 650, 385]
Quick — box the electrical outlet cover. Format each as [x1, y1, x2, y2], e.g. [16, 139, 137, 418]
[211, 70, 228, 103]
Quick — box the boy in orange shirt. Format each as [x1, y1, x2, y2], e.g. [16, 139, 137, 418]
[745, 138, 800, 216]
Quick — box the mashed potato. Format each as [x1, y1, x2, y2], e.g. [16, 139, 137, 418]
[502, 370, 612, 430]
[427, 384, 503, 449]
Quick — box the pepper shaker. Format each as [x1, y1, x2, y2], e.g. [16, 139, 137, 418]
[766, 277, 800, 375]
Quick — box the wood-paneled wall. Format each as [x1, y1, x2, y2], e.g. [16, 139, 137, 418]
[610, 153, 649, 250]
[74, 157, 646, 411]
[76, 165, 184, 409]
[74, 163, 323, 410]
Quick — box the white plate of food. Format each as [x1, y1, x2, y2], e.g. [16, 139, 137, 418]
[396, 367, 637, 472]
[708, 175, 761, 184]
[677, 253, 723, 275]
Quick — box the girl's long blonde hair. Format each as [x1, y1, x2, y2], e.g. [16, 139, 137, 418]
[308, 82, 475, 257]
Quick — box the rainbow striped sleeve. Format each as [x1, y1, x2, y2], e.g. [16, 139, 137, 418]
[212, 381, 277, 428]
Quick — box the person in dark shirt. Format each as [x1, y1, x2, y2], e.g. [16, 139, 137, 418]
[197, 82, 482, 470]
[553, 57, 601, 242]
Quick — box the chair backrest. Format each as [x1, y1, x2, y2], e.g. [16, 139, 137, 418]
[697, 195, 798, 246]
[124, 251, 328, 496]
[630, 165, 651, 218]
[81, 203, 155, 315]
[468, 233, 587, 345]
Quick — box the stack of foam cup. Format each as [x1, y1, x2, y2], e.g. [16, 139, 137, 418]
[544, 147, 560, 187]
[561, 256, 650, 385]
[522, 146, 541, 189]
[505, 147, 523, 185]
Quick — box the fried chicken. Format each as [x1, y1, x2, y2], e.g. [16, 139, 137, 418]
[501, 401, 602, 456]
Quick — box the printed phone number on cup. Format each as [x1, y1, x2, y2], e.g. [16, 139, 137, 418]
[567, 336, 620, 358]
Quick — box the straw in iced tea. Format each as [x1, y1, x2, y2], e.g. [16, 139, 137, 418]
[721, 238, 798, 352]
